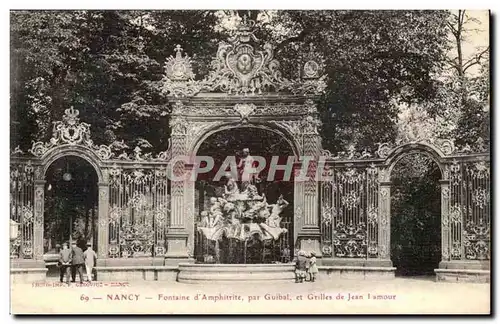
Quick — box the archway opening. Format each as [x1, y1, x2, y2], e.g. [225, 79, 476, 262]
[194, 126, 295, 264]
[43, 155, 98, 277]
[390, 153, 441, 278]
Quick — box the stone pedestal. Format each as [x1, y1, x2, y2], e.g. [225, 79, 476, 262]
[177, 263, 295, 283]
[319, 266, 396, 281]
[96, 257, 165, 267]
[164, 230, 193, 265]
[297, 232, 321, 256]
[11, 268, 48, 284]
[435, 260, 490, 283]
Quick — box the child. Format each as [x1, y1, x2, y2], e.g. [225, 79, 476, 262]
[308, 251, 319, 282]
[294, 250, 307, 283]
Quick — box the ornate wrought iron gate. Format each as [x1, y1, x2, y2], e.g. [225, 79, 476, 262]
[107, 166, 171, 258]
[10, 162, 35, 259]
[320, 164, 379, 259]
[319, 141, 490, 266]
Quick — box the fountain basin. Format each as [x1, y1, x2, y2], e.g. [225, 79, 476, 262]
[177, 263, 295, 284]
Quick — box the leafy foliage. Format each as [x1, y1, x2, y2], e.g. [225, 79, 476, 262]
[11, 10, 457, 155]
[11, 10, 226, 154]
[396, 10, 490, 148]
[267, 10, 451, 151]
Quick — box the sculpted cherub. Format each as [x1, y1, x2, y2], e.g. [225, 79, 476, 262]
[224, 202, 239, 225]
[200, 211, 209, 227]
[223, 172, 240, 200]
[208, 197, 224, 227]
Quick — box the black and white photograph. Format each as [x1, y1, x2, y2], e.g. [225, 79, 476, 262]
[8, 8, 491, 314]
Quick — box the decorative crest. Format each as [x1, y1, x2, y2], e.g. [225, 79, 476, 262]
[162, 16, 327, 97]
[162, 45, 199, 97]
[374, 138, 457, 159]
[165, 45, 195, 82]
[301, 43, 325, 80]
[228, 14, 259, 45]
[11, 146, 23, 156]
[62, 106, 80, 125]
[28, 107, 113, 160]
[234, 103, 256, 123]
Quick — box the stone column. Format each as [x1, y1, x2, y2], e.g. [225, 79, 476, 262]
[293, 162, 304, 245]
[164, 119, 192, 264]
[97, 183, 109, 260]
[33, 180, 45, 263]
[378, 182, 391, 261]
[165, 164, 191, 263]
[184, 163, 196, 258]
[296, 131, 321, 255]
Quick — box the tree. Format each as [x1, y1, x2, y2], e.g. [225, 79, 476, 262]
[446, 10, 489, 103]
[264, 10, 451, 152]
[11, 11, 86, 149]
[10, 10, 226, 154]
[393, 10, 489, 148]
[11, 10, 453, 155]
[442, 10, 489, 147]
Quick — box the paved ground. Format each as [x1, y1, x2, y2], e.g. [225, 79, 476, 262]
[11, 277, 490, 314]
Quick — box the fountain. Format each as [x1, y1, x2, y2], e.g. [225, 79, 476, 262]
[197, 172, 289, 263]
[177, 156, 296, 283]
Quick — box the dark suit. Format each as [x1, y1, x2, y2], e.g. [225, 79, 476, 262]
[71, 246, 85, 283]
[58, 248, 72, 283]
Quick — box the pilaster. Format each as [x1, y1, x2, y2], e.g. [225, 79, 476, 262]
[440, 179, 451, 263]
[378, 182, 391, 261]
[165, 127, 191, 263]
[33, 180, 45, 262]
[296, 131, 322, 255]
[97, 183, 109, 259]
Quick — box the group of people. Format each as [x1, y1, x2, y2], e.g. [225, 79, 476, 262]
[294, 250, 319, 283]
[58, 241, 97, 285]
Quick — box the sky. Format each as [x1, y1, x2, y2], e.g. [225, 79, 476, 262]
[450, 10, 489, 76]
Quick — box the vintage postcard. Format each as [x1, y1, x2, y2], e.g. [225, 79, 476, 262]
[9, 9, 490, 314]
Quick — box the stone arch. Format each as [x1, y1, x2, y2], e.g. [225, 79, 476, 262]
[189, 121, 301, 263]
[191, 122, 301, 159]
[381, 142, 446, 276]
[384, 143, 446, 181]
[41, 145, 104, 183]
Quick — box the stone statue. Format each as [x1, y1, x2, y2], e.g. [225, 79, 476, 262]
[224, 202, 246, 240]
[242, 184, 262, 200]
[198, 175, 288, 246]
[244, 194, 268, 220]
[266, 195, 289, 228]
[200, 211, 209, 227]
[223, 172, 240, 200]
[238, 148, 259, 190]
[208, 197, 224, 228]
[223, 202, 239, 225]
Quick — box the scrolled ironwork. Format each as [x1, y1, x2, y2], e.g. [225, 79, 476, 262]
[107, 166, 171, 258]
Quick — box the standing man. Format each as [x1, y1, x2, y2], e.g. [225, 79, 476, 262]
[58, 242, 72, 285]
[70, 241, 85, 284]
[83, 243, 97, 282]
